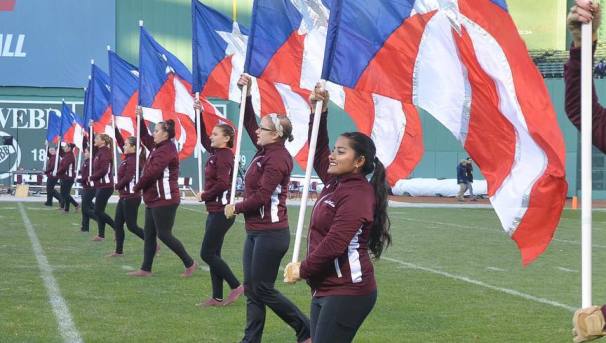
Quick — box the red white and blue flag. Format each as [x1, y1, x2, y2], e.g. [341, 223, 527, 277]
[192, 0, 312, 167]
[60, 101, 85, 150]
[139, 26, 205, 160]
[82, 64, 113, 136]
[322, 0, 567, 264]
[243, 0, 423, 183]
[108, 50, 140, 139]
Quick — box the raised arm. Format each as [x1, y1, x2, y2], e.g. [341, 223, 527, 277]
[196, 100, 212, 152]
[138, 116, 155, 151]
[114, 127, 125, 154]
[309, 84, 331, 184]
[237, 74, 260, 151]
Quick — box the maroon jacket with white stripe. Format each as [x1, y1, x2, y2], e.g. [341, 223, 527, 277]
[199, 115, 233, 213]
[90, 146, 114, 189]
[78, 158, 93, 190]
[299, 111, 377, 297]
[56, 151, 76, 181]
[234, 96, 292, 230]
[133, 120, 180, 208]
[114, 129, 140, 200]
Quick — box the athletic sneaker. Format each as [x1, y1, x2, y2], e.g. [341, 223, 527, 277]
[181, 261, 198, 278]
[127, 269, 152, 277]
[223, 285, 244, 306]
[92, 236, 105, 242]
[197, 298, 223, 307]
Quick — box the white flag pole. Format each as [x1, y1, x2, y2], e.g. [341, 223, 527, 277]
[581, 19, 593, 308]
[53, 137, 61, 177]
[111, 115, 118, 183]
[135, 109, 141, 183]
[291, 81, 325, 264]
[89, 123, 93, 184]
[195, 93, 204, 193]
[43, 140, 48, 171]
[229, 84, 248, 204]
[75, 147, 82, 197]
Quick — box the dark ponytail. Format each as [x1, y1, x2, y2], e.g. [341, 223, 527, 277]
[160, 119, 176, 139]
[340, 132, 391, 259]
[369, 157, 391, 259]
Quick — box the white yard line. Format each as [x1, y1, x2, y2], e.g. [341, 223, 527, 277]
[18, 203, 84, 343]
[383, 256, 576, 312]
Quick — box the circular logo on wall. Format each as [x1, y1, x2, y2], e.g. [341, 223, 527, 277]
[0, 131, 21, 180]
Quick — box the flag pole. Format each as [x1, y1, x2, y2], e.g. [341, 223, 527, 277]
[75, 147, 82, 197]
[43, 140, 48, 171]
[136, 108, 141, 183]
[291, 80, 325, 265]
[232, 0, 237, 21]
[89, 123, 93, 184]
[195, 92, 204, 193]
[581, 19, 593, 308]
[229, 84, 248, 204]
[53, 100, 64, 177]
[107, 45, 119, 183]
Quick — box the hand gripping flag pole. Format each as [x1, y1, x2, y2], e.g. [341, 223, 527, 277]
[229, 83, 247, 205]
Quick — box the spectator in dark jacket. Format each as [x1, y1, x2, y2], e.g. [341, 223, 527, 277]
[224, 75, 311, 343]
[284, 84, 391, 343]
[464, 157, 477, 201]
[128, 115, 197, 277]
[456, 160, 469, 201]
[193, 99, 243, 307]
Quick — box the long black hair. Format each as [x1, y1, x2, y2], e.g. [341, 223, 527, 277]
[341, 132, 391, 259]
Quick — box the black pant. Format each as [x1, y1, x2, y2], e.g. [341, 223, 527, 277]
[81, 188, 97, 231]
[310, 291, 377, 343]
[141, 204, 194, 272]
[241, 228, 310, 343]
[59, 179, 78, 211]
[200, 212, 239, 299]
[94, 187, 115, 238]
[45, 177, 63, 206]
[114, 197, 145, 254]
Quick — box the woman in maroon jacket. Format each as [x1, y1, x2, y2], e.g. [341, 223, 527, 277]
[78, 145, 97, 232]
[89, 134, 116, 241]
[128, 117, 197, 277]
[56, 143, 79, 213]
[44, 147, 63, 208]
[107, 130, 145, 257]
[284, 86, 391, 343]
[224, 75, 311, 343]
[194, 100, 243, 307]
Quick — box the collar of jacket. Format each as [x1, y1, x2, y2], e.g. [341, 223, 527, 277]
[155, 139, 171, 148]
[260, 141, 285, 153]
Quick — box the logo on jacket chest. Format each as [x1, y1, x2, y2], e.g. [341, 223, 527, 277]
[323, 199, 335, 208]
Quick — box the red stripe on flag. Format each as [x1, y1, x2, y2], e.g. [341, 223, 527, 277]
[460, 0, 567, 265]
[202, 55, 232, 100]
[356, 12, 435, 103]
[259, 32, 306, 87]
[453, 28, 516, 196]
[384, 103, 424, 186]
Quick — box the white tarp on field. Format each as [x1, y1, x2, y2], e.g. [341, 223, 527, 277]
[392, 178, 488, 197]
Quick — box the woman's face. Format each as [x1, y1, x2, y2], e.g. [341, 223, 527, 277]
[153, 124, 168, 144]
[124, 140, 136, 154]
[210, 126, 230, 149]
[94, 135, 104, 148]
[327, 136, 365, 176]
[254, 116, 278, 146]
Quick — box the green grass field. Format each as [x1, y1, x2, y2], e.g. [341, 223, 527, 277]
[1, 201, 604, 342]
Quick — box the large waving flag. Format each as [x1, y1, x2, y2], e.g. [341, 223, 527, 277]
[108, 50, 139, 139]
[139, 26, 199, 160]
[87, 64, 113, 135]
[322, 0, 567, 265]
[60, 102, 85, 150]
[244, 0, 423, 184]
[46, 109, 61, 143]
[192, 0, 313, 168]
